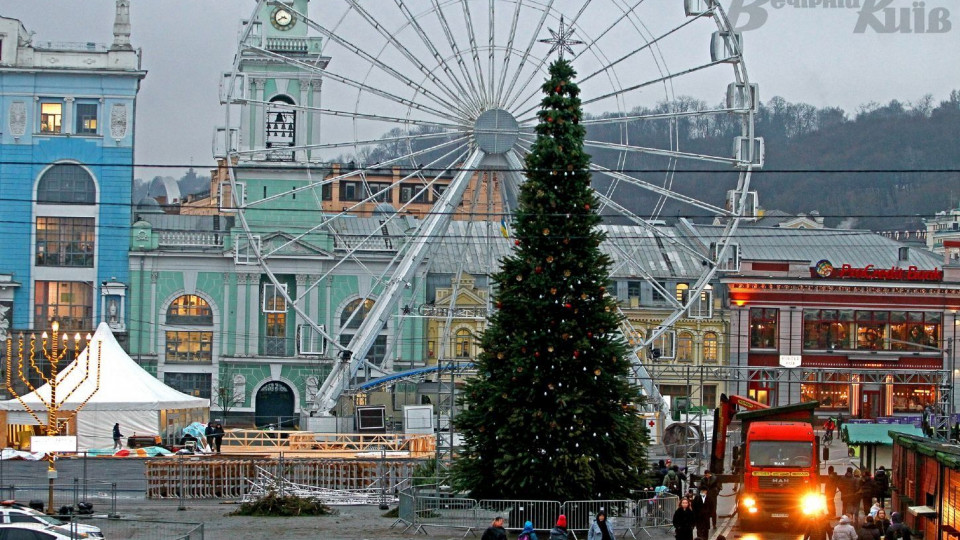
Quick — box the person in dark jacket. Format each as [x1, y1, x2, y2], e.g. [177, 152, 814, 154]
[859, 474, 877, 517]
[112, 423, 123, 451]
[839, 468, 859, 525]
[519, 520, 539, 540]
[587, 510, 615, 540]
[884, 512, 911, 540]
[698, 470, 721, 527]
[859, 515, 881, 540]
[802, 508, 831, 540]
[549, 515, 570, 540]
[691, 488, 711, 540]
[874, 467, 890, 506]
[663, 467, 683, 497]
[875, 510, 891, 537]
[481, 517, 507, 540]
[825, 465, 840, 518]
[672, 497, 696, 540]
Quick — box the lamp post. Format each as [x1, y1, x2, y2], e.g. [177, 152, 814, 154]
[5, 321, 101, 513]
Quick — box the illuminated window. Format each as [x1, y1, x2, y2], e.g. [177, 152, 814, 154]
[703, 332, 719, 363]
[35, 217, 95, 267]
[675, 283, 689, 302]
[75, 103, 98, 134]
[167, 295, 213, 325]
[677, 332, 694, 363]
[34, 281, 93, 331]
[165, 331, 213, 364]
[455, 329, 471, 358]
[40, 102, 62, 133]
[749, 308, 778, 349]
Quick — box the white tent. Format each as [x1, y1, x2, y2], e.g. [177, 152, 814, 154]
[0, 323, 209, 450]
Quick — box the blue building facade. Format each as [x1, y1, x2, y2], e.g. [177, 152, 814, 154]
[0, 3, 145, 348]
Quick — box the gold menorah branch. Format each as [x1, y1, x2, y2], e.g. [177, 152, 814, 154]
[4, 321, 102, 514]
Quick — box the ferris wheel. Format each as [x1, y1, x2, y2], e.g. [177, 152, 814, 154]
[222, 0, 761, 414]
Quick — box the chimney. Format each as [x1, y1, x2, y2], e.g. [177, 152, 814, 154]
[111, 0, 133, 51]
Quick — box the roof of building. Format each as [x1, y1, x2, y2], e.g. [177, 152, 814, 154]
[694, 224, 943, 268]
[842, 423, 924, 446]
[890, 432, 960, 469]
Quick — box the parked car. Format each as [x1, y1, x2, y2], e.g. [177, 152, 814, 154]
[0, 522, 92, 539]
[0, 502, 102, 539]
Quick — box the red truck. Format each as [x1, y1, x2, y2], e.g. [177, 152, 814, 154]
[709, 395, 825, 529]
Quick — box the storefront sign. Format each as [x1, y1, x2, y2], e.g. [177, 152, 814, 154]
[811, 260, 943, 282]
[779, 355, 802, 368]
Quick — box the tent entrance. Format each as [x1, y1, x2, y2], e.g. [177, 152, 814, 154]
[255, 381, 295, 428]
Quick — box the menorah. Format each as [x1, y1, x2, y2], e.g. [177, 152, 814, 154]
[4, 320, 102, 513]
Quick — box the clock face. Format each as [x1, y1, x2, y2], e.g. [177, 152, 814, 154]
[271, 7, 295, 30]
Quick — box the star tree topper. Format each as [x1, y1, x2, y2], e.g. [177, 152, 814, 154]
[538, 16, 584, 60]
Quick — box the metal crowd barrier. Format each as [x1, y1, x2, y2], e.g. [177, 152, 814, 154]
[396, 487, 679, 538]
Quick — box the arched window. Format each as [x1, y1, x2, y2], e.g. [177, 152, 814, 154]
[266, 95, 296, 153]
[677, 332, 694, 363]
[339, 298, 387, 365]
[166, 295, 213, 325]
[455, 329, 471, 358]
[37, 164, 96, 204]
[703, 332, 719, 364]
[165, 295, 213, 364]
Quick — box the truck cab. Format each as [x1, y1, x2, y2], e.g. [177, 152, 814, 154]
[738, 421, 823, 527]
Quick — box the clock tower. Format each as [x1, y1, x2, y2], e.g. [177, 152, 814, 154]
[231, 0, 327, 163]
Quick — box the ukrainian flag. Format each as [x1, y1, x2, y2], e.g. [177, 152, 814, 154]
[500, 217, 509, 238]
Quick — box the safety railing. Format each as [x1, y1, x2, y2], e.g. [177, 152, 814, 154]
[397, 485, 678, 538]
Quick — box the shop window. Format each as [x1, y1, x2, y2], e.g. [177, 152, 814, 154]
[802, 309, 853, 350]
[164, 373, 212, 399]
[35, 217, 95, 268]
[891, 384, 936, 413]
[75, 103, 98, 135]
[37, 164, 96, 204]
[890, 311, 940, 351]
[856, 311, 887, 350]
[703, 332, 719, 364]
[34, 281, 93, 331]
[167, 295, 213, 325]
[676, 332, 694, 363]
[749, 308, 778, 349]
[40, 102, 62, 133]
[165, 330, 213, 364]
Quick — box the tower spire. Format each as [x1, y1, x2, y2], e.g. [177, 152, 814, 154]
[111, 0, 133, 51]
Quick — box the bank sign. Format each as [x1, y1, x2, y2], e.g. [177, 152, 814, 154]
[811, 259, 943, 282]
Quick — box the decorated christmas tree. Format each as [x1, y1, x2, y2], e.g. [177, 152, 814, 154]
[452, 59, 648, 501]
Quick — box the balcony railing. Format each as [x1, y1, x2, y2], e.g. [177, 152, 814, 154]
[157, 230, 224, 248]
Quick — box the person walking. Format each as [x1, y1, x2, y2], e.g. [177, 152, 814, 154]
[839, 468, 859, 525]
[482, 517, 508, 540]
[859, 472, 877, 516]
[875, 510, 891, 537]
[698, 470, 721, 528]
[663, 467, 683, 497]
[672, 498, 696, 540]
[112, 423, 123, 451]
[692, 487, 712, 540]
[587, 510, 615, 540]
[210, 422, 225, 453]
[884, 512, 911, 540]
[874, 467, 890, 507]
[803, 508, 831, 540]
[549, 515, 570, 540]
[825, 466, 840, 518]
[832, 515, 858, 540]
[519, 520, 538, 540]
[859, 515, 881, 540]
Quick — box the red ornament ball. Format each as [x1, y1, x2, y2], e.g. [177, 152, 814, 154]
[514, 240, 521, 246]
[585, 204, 591, 210]
[564, 303, 572, 309]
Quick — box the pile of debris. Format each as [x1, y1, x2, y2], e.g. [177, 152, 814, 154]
[242, 466, 396, 506]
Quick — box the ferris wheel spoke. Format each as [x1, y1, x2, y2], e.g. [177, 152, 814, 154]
[487, 0, 496, 104]
[242, 97, 466, 130]
[430, 0, 483, 108]
[457, 0, 490, 108]
[500, 0, 553, 111]
[590, 163, 731, 218]
[583, 139, 738, 166]
[344, 1, 477, 117]
[580, 107, 745, 126]
[302, 17, 471, 117]
[243, 135, 469, 210]
[393, 0, 480, 116]
[494, 0, 523, 105]
[263, 142, 472, 261]
[581, 60, 728, 108]
[244, 45, 462, 123]
[592, 191, 712, 264]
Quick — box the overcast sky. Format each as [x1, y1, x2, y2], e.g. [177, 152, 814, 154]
[2, 0, 957, 180]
